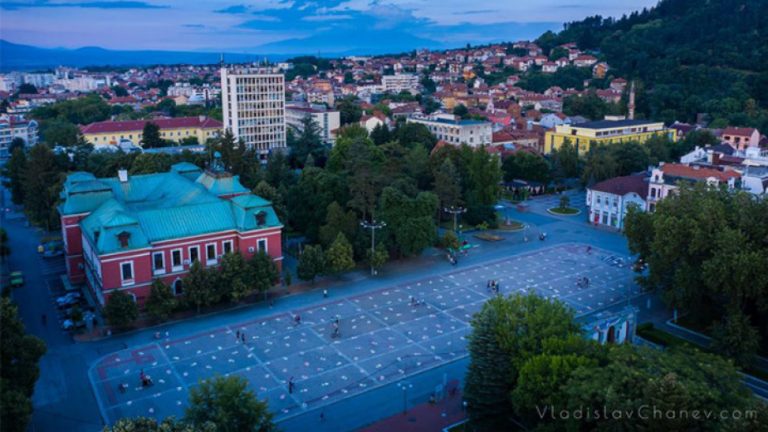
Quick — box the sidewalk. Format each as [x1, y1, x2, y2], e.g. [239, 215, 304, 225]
[359, 387, 466, 432]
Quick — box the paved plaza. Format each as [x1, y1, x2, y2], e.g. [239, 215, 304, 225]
[89, 243, 640, 426]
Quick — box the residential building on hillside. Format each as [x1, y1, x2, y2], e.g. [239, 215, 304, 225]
[544, 118, 676, 155]
[80, 116, 222, 148]
[0, 115, 38, 158]
[586, 174, 649, 229]
[647, 163, 740, 212]
[58, 157, 283, 306]
[221, 67, 287, 160]
[285, 104, 340, 145]
[721, 127, 760, 150]
[382, 73, 420, 94]
[407, 113, 492, 147]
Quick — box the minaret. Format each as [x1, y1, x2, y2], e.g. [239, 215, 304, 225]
[628, 80, 636, 120]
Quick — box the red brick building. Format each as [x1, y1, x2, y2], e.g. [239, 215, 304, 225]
[58, 158, 282, 306]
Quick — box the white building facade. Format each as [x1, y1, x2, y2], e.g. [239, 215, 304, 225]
[586, 174, 649, 229]
[221, 67, 286, 160]
[0, 116, 39, 159]
[382, 74, 420, 95]
[285, 105, 340, 145]
[406, 114, 492, 147]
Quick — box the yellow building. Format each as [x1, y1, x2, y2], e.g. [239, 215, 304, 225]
[543, 118, 676, 155]
[80, 116, 223, 147]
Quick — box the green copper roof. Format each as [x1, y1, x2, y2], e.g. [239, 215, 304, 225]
[61, 166, 281, 255]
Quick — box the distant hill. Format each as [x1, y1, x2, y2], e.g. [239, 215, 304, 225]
[0, 40, 277, 71]
[538, 0, 768, 130]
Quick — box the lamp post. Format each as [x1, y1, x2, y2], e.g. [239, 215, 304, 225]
[443, 206, 466, 233]
[397, 381, 413, 414]
[360, 218, 386, 276]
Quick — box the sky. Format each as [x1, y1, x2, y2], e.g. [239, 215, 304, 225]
[1, 0, 659, 55]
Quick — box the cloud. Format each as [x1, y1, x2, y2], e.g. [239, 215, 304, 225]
[457, 9, 499, 15]
[1, 1, 168, 10]
[302, 13, 352, 21]
[182, 24, 205, 28]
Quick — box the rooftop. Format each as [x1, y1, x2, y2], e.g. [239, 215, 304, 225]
[590, 174, 649, 198]
[574, 119, 661, 130]
[59, 163, 279, 255]
[80, 116, 222, 134]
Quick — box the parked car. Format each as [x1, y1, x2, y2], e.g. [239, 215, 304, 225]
[42, 240, 65, 258]
[62, 319, 86, 331]
[9, 271, 24, 288]
[56, 292, 82, 307]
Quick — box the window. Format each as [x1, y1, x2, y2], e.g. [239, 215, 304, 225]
[171, 249, 183, 271]
[120, 261, 134, 285]
[223, 240, 233, 255]
[152, 252, 165, 275]
[257, 239, 267, 254]
[206, 243, 217, 265]
[189, 246, 199, 264]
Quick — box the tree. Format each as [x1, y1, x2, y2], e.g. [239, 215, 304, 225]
[465, 294, 579, 431]
[394, 122, 437, 151]
[249, 251, 278, 296]
[186, 375, 275, 432]
[184, 261, 217, 313]
[1, 147, 27, 205]
[145, 279, 176, 322]
[502, 152, 551, 184]
[432, 158, 462, 209]
[142, 122, 163, 148]
[464, 297, 516, 431]
[711, 310, 760, 367]
[219, 252, 251, 302]
[325, 233, 355, 275]
[550, 139, 580, 179]
[366, 243, 389, 273]
[580, 145, 617, 185]
[0, 298, 46, 432]
[103, 417, 203, 432]
[103, 290, 139, 329]
[23, 144, 63, 231]
[41, 119, 80, 147]
[452, 104, 469, 118]
[379, 188, 438, 257]
[464, 147, 502, 226]
[369, 123, 391, 146]
[111, 85, 129, 97]
[441, 230, 460, 250]
[319, 201, 357, 249]
[289, 116, 325, 168]
[336, 96, 362, 125]
[297, 244, 325, 283]
[17, 83, 37, 94]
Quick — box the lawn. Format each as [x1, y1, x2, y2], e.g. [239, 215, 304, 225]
[547, 207, 580, 215]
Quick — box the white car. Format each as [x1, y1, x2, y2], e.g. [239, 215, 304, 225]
[56, 292, 82, 307]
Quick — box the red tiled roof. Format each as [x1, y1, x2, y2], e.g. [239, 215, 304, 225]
[661, 163, 741, 182]
[590, 174, 648, 197]
[722, 127, 756, 137]
[80, 117, 222, 134]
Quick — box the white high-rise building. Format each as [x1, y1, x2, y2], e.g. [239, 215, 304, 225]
[382, 73, 420, 95]
[221, 67, 286, 159]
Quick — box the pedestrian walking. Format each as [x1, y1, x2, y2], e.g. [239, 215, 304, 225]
[320, 412, 325, 423]
[323, 289, 328, 298]
[241, 333, 246, 344]
[288, 377, 295, 394]
[236, 330, 240, 340]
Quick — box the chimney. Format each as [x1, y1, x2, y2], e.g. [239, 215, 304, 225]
[117, 168, 129, 183]
[199, 115, 207, 123]
[628, 81, 636, 120]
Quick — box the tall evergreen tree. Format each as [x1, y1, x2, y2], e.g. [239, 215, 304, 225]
[325, 233, 355, 275]
[1, 147, 27, 205]
[22, 144, 63, 231]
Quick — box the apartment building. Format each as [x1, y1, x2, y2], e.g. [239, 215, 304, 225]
[221, 67, 287, 160]
[382, 73, 420, 95]
[285, 104, 340, 145]
[407, 113, 492, 147]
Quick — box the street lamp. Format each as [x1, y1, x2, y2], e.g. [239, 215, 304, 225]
[360, 218, 386, 276]
[397, 380, 413, 414]
[443, 206, 466, 233]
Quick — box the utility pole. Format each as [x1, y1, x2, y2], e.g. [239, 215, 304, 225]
[443, 206, 466, 233]
[360, 219, 386, 276]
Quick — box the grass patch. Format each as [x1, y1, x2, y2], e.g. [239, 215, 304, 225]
[474, 233, 504, 241]
[446, 421, 466, 432]
[547, 207, 580, 215]
[496, 219, 524, 231]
